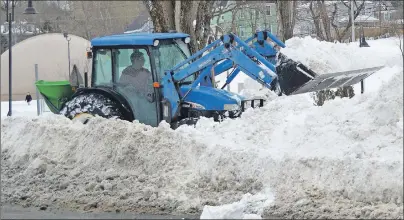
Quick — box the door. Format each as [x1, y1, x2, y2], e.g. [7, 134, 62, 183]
[151, 39, 194, 122]
[113, 48, 158, 126]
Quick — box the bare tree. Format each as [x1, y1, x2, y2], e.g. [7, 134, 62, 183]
[388, 20, 404, 60]
[143, 0, 216, 53]
[308, 0, 334, 42]
[331, 0, 366, 42]
[276, 0, 297, 41]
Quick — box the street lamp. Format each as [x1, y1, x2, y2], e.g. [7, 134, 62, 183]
[24, 0, 37, 15]
[63, 33, 71, 77]
[6, 0, 36, 117]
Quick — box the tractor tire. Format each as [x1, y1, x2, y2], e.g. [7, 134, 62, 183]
[60, 93, 126, 123]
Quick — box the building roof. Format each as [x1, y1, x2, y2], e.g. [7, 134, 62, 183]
[91, 32, 190, 46]
[125, 11, 151, 32]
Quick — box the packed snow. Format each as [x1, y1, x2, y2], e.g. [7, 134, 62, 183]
[1, 36, 403, 219]
[280, 36, 402, 74]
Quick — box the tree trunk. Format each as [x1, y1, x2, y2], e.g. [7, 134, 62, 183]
[144, 0, 215, 53]
[276, 0, 297, 41]
[318, 0, 332, 41]
[309, 1, 324, 40]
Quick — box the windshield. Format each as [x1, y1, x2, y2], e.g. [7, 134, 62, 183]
[153, 39, 194, 84]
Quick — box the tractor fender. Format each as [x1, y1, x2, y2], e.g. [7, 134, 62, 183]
[72, 87, 135, 121]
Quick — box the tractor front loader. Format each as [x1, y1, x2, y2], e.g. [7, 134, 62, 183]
[201, 30, 384, 96]
[35, 31, 383, 128]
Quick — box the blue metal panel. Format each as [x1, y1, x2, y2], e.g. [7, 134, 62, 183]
[266, 31, 286, 48]
[224, 67, 241, 85]
[91, 33, 190, 46]
[252, 41, 277, 57]
[162, 73, 181, 120]
[179, 85, 244, 110]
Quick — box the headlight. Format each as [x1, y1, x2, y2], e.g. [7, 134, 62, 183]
[223, 104, 240, 111]
[184, 37, 191, 44]
[153, 39, 159, 46]
[187, 102, 205, 110]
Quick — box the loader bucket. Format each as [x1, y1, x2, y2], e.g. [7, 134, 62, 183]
[35, 80, 74, 114]
[275, 53, 384, 95]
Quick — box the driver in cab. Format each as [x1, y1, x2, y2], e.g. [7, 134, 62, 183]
[119, 50, 154, 102]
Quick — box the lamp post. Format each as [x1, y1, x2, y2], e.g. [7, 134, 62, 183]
[6, 0, 36, 117]
[63, 33, 71, 77]
[5, 0, 15, 116]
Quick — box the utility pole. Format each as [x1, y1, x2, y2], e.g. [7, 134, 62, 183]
[379, 0, 382, 36]
[351, 0, 355, 42]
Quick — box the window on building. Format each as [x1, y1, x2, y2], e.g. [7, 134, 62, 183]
[266, 6, 271, 16]
[384, 12, 390, 21]
[239, 26, 244, 37]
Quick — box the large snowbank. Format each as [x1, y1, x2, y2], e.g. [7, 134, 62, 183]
[1, 37, 403, 219]
[280, 36, 403, 75]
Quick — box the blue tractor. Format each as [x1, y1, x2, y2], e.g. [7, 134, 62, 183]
[36, 31, 383, 128]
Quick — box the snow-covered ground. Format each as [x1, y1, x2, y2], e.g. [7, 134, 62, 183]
[1, 36, 403, 219]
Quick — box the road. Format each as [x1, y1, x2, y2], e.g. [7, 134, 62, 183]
[1, 204, 199, 219]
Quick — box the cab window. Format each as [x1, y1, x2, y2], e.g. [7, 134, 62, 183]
[93, 49, 112, 86]
[113, 48, 151, 81]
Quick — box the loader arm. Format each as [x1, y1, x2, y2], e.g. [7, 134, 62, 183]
[200, 30, 285, 88]
[161, 34, 278, 122]
[200, 30, 384, 96]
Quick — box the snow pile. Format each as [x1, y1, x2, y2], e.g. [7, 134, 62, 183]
[1, 38, 403, 219]
[280, 36, 403, 74]
[200, 189, 274, 219]
[189, 66, 404, 218]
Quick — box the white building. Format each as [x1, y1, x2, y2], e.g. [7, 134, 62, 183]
[1, 33, 91, 101]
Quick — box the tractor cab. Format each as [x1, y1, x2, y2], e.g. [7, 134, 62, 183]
[88, 33, 195, 126]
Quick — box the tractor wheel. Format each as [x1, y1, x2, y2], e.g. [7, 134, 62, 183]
[60, 93, 126, 124]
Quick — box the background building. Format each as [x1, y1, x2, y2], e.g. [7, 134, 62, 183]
[1, 33, 91, 101]
[210, 0, 278, 40]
